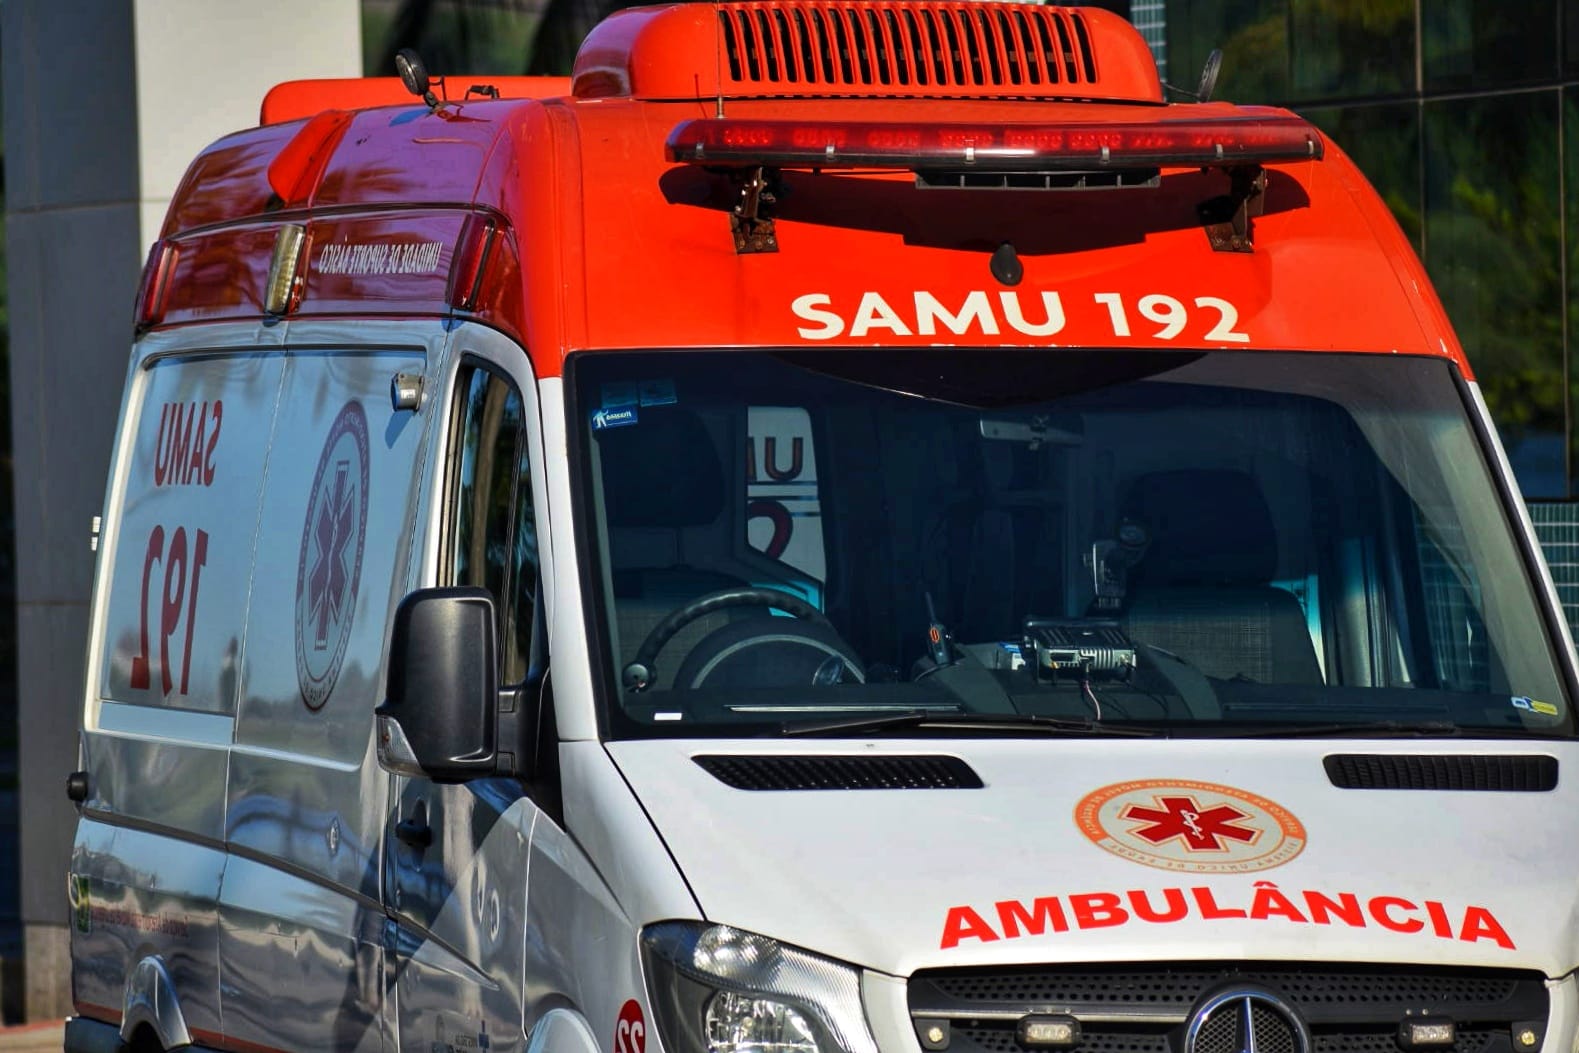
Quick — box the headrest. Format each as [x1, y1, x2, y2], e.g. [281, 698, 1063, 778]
[597, 406, 726, 528]
[1122, 470, 1277, 586]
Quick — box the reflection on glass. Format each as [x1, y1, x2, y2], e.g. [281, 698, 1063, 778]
[1301, 102, 1421, 249]
[1424, 92, 1564, 497]
[1564, 88, 1579, 496]
[1423, 0, 1558, 90]
[1166, 0, 1290, 103]
[574, 350, 1570, 739]
[1289, 0, 1412, 100]
[361, 0, 541, 77]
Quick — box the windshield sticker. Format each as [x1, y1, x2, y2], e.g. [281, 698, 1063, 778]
[601, 382, 640, 408]
[1511, 696, 1559, 717]
[614, 1000, 646, 1053]
[940, 884, 1514, 951]
[1075, 780, 1305, 873]
[592, 407, 639, 431]
[639, 379, 677, 406]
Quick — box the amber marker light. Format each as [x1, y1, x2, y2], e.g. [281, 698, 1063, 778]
[1019, 1015, 1082, 1048]
[1398, 1017, 1456, 1050]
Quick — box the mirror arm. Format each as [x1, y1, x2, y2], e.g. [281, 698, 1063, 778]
[495, 685, 532, 780]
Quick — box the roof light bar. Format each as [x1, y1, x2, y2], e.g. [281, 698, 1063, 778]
[666, 114, 1324, 171]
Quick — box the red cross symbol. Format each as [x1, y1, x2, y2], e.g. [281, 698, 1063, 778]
[1121, 794, 1261, 852]
[308, 461, 355, 649]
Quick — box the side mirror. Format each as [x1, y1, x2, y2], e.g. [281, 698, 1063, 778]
[377, 587, 508, 782]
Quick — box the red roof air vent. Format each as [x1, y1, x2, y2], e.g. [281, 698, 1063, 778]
[571, 1, 1162, 103]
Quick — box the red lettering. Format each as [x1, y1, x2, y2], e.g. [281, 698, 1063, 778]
[187, 402, 208, 484]
[996, 897, 1068, 938]
[1249, 882, 1307, 923]
[170, 404, 194, 485]
[129, 527, 165, 690]
[1191, 887, 1246, 920]
[1426, 901, 1452, 938]
[1304, 890, 1364, 927]
[941, 906, 999, 949]
[1459, 906, 1515, 950]
[181, 530, 208, 694]
[130, 524, 208, 696]
[1127, 888, 1188, 923]
[203, 400, 222, 485]
[154, 405, 171, 486]
[1369, 896, 1424, 934]
[1070, 892, 1128, 929]
[160, 528, 188, 695]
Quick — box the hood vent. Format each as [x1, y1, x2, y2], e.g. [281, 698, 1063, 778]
[695, 753, 983, 790]
[719, 2, 1099, 92]
[1324, 754, 1557, 792]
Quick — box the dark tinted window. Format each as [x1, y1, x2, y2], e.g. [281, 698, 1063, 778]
[447, 364, 537, 684]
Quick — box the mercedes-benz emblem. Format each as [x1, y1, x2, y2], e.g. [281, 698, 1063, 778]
[1185, 986, 1311, 1053]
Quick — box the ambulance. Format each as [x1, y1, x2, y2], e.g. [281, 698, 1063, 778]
[64, 4, 1579, 1053]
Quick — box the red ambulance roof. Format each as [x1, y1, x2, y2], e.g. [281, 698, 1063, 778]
[141, 1, 1469, 381]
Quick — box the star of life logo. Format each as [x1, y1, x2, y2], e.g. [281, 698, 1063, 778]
[295, 400, 370, 711]
[1075, 779, 1306, 873]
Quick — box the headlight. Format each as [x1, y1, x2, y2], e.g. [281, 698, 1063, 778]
[641, 921, 879, 1053]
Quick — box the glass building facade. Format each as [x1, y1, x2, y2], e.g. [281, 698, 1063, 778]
[1154, 0, 1578, 503]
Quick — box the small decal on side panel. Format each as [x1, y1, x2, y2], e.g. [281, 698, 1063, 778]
[294, 400, 370, 710]
[614, 1001, 646, 1053]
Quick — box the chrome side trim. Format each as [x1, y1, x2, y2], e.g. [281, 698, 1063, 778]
[97, 702, 234, 746]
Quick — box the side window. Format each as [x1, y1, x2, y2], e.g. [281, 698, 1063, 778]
[446, 363, 538, 684]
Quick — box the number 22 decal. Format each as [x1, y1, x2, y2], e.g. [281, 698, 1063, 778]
[129, 525, 208, 696]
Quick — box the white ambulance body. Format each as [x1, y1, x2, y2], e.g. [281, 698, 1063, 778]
[64, 6, 1579, 1053]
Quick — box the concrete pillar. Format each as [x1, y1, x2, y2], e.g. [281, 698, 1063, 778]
[2, 0, 359, 1021]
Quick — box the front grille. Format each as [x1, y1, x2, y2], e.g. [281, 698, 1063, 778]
[919, 966, 1523, 1009]
[909, 964, 1547, 1053]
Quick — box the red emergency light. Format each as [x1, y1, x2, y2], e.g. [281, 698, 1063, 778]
[665, 113, 1324, 171]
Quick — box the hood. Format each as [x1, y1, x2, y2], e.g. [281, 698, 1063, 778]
[608, 737, 1577, 977]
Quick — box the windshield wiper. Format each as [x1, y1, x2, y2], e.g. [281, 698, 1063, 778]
[781, 710, 1163, 737]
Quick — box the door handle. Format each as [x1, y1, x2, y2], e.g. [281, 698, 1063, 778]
[395, 817, 432, 848]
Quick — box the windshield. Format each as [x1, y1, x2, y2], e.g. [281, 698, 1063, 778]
[569, 348, 1573, 738]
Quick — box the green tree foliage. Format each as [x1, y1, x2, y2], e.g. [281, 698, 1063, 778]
[1171, 1, 1571, 494]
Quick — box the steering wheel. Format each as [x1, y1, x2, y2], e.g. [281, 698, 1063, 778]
[622, 587, 856, 692]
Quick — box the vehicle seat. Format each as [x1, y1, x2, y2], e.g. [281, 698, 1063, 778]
[1119, 470, 1323, 684]
[598, 405, 743, 688]
[921, 439, 1059, 644]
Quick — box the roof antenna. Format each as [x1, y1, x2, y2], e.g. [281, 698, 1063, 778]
[1163, 48, 1223, 102]
[395, 48, 445, 113]
[715, 35, 726, 118]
